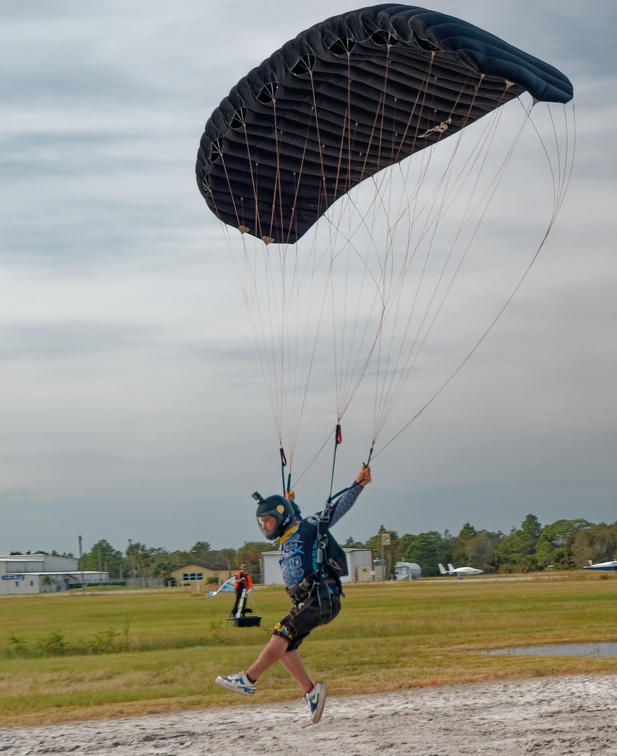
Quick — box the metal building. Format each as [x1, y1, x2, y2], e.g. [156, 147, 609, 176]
[0, 554, 109, 595]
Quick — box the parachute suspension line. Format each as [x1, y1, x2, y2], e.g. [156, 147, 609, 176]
[368, 52, 463, 440]
[264, 100, 304, 462]
[383, 99, 556, 452]
[285, 114, 336, 466]
[222, 217, 321, 471]
[328, 58, 354, 217]
[374, 97, 575, 458]
[239, 124, 265, 241]
[320, 207, 385, 427]
[366, 69, 463, 441]
[240, 234, 285, 447]
[374, 92, 499, 414]
[222, 130, 284, 443]
[260, 243, 284, 446]
[520, 99, 576, 227]
[370, 80, 528, 443]
[305, 62, 383, 428]
[198, 7, 575, 488]
[265, 90, 359, 470]
[373, 41, 394, 185]
[311, 61, 379, 426]
[549, 105, 575, 218]
[557, 104, 576, 212]
[208, 151, 242, 231]
[323, 53, 479, 440]
[372, 46, 400, 290]
[285, 226, 328, 466]
[304, 44, 394, 487]
[220, 228, 280, 448]
[232, 119, 289, 462]
[327, 45, 406, 425]
[325, 424, 374, 505]
[287, 115, 315, 246]
[373, 214, 550, 461]
[268, 99, 285, 244]
[292, 427, 335, 488]
[238, 84, 369, 470]
[392, 50, 437, 166]
[275, 226, 327, 467]
[328, 198, 384, 423]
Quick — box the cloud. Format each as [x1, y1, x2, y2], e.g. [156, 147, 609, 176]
[1, 1, 615, 555]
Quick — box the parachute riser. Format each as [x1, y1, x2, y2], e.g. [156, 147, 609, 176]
[326, 423, 373, 505]
[279, 446, 288, 497]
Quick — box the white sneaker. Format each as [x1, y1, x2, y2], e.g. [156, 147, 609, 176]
[303, 681, 327, 723]
[215, 670, 256, 696]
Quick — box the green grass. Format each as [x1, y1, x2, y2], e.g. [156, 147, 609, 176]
[1, 573, 616, 727]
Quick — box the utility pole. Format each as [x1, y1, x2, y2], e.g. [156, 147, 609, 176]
[381, 532, 391, 580]
[78, 535, 86, 594]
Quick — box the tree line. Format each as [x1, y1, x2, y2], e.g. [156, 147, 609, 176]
[364, 515, 617, 577]
[14, 514, 617, 583]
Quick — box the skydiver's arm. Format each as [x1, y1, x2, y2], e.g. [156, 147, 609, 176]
[328, 466, 371, 527]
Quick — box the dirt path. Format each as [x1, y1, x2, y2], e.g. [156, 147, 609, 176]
[2, 675, 616, 755]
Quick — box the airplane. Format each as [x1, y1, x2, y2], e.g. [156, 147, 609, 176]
[582, 560, 617, 571]
[438, 563, 484, 579]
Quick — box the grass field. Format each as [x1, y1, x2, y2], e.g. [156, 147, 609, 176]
[1, 572, 616, 727]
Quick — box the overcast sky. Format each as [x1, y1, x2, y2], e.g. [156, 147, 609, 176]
[1, 1, 615, 558]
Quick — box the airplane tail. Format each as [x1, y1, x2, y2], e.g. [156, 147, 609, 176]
[448, 564, 455, 572]
[438, 564, 447, 575]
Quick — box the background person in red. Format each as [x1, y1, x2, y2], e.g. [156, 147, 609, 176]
[230, 564, 252, 617]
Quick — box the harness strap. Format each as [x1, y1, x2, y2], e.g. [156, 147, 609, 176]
[286, 573, 339, 618]
[315, 578, 335, 623]
[286, 572, 319, 604]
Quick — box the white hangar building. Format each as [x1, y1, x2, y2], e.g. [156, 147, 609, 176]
[262, 548, 374, 585]
[0, 554, 109, 595]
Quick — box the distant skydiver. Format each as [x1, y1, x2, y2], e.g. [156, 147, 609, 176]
[215, 464, 371, 723]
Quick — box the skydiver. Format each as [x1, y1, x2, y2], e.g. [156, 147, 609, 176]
[215, 463, 372, 723]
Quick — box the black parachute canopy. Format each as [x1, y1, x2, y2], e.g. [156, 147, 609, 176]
[196, 4, 573, 244]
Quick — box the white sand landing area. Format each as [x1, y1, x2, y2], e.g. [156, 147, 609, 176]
[1, 675, 616, 756]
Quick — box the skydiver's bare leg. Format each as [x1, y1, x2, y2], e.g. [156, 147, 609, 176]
[246, 635, 312, 693]
[278, 649, 313, 693]
[246, 634, 287, 680]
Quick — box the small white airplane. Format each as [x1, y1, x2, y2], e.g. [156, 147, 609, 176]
[438, 563, 484, 579]
[583, 560, 617, 571]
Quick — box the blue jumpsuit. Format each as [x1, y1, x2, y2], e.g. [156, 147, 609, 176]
[273, 482, 365, 650]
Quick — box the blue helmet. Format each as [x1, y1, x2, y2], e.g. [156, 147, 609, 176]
[254, 494, 297, 540]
